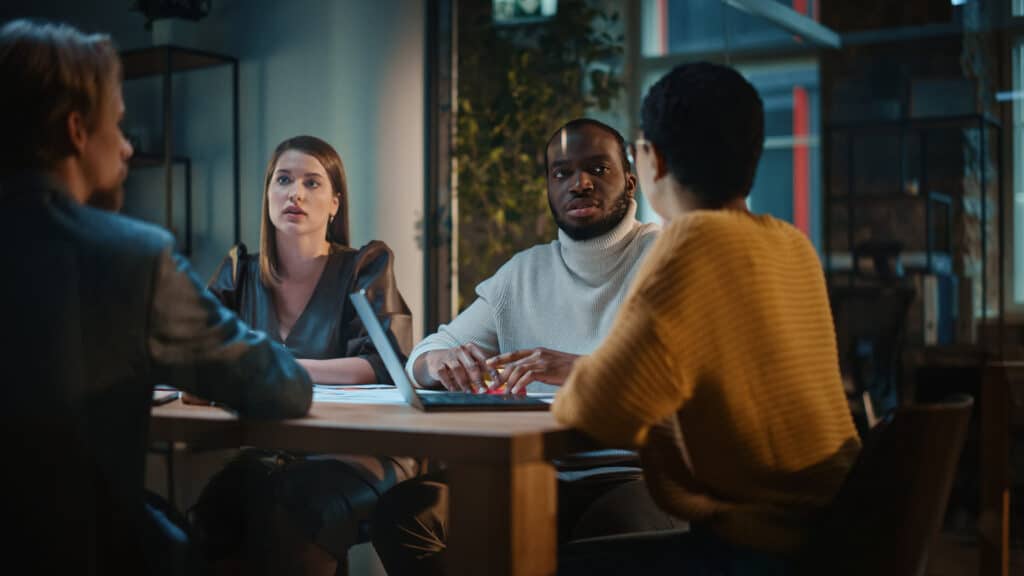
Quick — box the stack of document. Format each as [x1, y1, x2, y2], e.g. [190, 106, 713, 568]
[312, 384, 407, 405]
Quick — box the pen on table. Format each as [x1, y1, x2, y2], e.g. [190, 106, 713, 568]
[484, 354, 506, 395]
[500, 364, 511, 397]
[484, 357, 504, 396]
[484, 356, 509, 396]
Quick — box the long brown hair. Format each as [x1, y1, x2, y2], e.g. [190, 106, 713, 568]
[259, 135, 350, 286]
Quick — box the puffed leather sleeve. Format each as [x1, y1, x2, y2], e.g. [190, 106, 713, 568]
[344, 241, 413, 384]
[207, 243, 248, 311]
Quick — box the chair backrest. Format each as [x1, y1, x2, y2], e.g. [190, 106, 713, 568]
[829, 284, 916, 388]
[829, 284, 917, 431]
[799, 394, 973, 576]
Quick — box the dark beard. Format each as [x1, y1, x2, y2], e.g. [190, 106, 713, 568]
[551, 190, 631, 241]
[86, 185, 124, 212]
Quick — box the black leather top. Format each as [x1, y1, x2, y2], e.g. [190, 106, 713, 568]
[207, 240, 413, 384]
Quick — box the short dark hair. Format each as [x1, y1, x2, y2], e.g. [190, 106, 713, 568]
[0, 19, 120, 178]
[641, 62, 764, 206]
[544, 118, 631, 175]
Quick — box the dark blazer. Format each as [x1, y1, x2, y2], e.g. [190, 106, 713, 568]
[1, 173, 313, 574]
[208, 241, 413, 383]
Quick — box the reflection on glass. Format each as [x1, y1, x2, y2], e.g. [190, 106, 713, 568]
[636, 0, 823, 248]
[638, 61, 821, 249]
[641, 0, 819, 57]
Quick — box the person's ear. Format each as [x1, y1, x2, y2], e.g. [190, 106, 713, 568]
[66, 110, 88, 156]
[624, 170, 637, 200]
[650, 143, 669, 182]
[330, 193, 340, 217]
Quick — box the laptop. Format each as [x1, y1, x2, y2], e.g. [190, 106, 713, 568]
[350, 289, 551, 412]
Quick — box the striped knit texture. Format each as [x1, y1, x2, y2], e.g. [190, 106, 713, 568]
[552, 209, 861, 555]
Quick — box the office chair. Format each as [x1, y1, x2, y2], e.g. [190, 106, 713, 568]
[798, 394, 973, 576]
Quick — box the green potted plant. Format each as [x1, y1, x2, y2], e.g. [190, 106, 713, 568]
[455, 0, 624, 308]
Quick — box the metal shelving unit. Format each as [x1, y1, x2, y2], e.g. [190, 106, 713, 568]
[825, 113, 1004, 350]
[119, 45, 240, 254]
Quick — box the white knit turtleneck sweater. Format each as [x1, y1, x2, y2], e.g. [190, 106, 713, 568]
[406, 200, 660, 392]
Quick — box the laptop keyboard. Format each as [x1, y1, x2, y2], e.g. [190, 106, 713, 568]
[421, 393, 546, 405]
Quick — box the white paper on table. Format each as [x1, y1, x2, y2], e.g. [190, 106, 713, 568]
[313, 385, 407, 405]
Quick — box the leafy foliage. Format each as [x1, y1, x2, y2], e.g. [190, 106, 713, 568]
[455, 0, 624, 309]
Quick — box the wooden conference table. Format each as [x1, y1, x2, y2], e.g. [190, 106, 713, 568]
[150, 398, 593, 576]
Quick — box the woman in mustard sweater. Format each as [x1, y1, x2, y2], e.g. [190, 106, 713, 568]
[552, 62, 860, 575]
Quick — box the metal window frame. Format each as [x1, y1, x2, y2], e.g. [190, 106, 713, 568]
[722, 0, 841, 48]
[1011, 27, 1024, 312]
[625, 0, 831, 137]
[625, 0, 827, 227]
[424, 0, 457, 332]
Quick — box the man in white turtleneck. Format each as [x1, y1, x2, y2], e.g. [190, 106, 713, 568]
[372, 119, 683, 576]
[407, 118, 660, 395]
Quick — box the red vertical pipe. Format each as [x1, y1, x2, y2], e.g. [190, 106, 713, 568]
[659, 0, 668, 55]
[793, 85, 810, 235]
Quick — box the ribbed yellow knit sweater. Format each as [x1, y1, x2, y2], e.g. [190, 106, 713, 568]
[552, 209, 860, 556]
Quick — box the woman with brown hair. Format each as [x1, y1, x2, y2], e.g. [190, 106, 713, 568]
[194, 135, 418, 575]
[209, 134, 412, 384]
